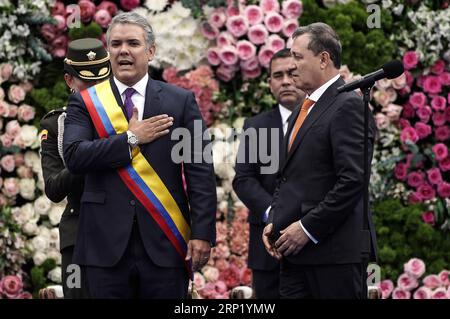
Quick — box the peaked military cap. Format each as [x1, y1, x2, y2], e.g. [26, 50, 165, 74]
[64, 38, 111, 81]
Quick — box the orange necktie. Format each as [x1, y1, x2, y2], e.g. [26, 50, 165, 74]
[288, 98, 315, 151]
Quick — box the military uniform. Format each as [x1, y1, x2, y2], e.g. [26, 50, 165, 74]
[39, 38, 111, 299]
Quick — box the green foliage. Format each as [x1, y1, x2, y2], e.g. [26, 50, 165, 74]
[30, 259, 57, 298]
[68, 22, 102, 40]
[374, 199, 450, 280]
[299, 0, 396, 74]
[181, 0, 227, 18]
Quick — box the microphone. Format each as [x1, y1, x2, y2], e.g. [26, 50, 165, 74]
[337, 60, 404, 93]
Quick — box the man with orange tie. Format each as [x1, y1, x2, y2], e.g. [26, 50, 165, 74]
[262, 23, 377, 299]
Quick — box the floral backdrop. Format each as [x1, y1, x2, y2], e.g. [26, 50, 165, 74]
[1, 0, 449, 299]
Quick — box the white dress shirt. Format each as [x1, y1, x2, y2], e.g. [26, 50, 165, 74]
[278, 104, 292, 136]
[113, 73, 148, 121]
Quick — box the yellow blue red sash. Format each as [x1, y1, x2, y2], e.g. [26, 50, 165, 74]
[80, 81, 192, 277]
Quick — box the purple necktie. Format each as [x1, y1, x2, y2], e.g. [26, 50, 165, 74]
[123, 87, 136, 121]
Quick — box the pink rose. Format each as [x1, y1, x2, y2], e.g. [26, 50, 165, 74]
[258, 45, 275, 68]
[386, 88, 397, 103]
[247, 24, 269, 45]
[282, 0, 303, 19]
[240, 56, 259, 71]
[242, 66, 262, 80]
[20, 81, 33, 93]
[413, 286, 432, 299]
[432, 143, 448, 161]
[409, 92, 427, 108]
[267, 34, 285, 52]
[407, 171, 424, 188]
[236, 40, 256, 61]
[435, 125, 450, 141]
[417, 183, 436, 200]
[423, 274, 442, 289]
[94, 9, 112, 29]
[193, 272, 206, 290]
[219, 45, 239, 66]
[377, 78, 392, 89]
[375, 113, 389, 130]
[417, 74, 426, 88]
[422, 211, 435, 225]
[403, 51, 419, 70]
[240, 268, 252, 286]
[394, 162, 408, 181]
[0, 134, 13, 148]
[244, 5, 263, 25]
[432, 112, 446, 126]
[7, 105, 18, 118]
[17, 104, 35, 122]
[414, 122, 431, 139]
[378, 279, 394, 299]
[219, 265, 241, 288]
[282, 18, 299, 38]
[202, 266, 220, 283]
[402, 103, 415, 118]
[416, 106, 432, 123]
[216, 64, 237, 82]
[97, 1, 118, 17]
[214, 258, 230, 272]
[208, 8, 227, 29]
[432, 287, 448, 299]
[400, 126, 419, 143]
[0, 100, 10, 117]
[439, 72, 450, 86]
[206, 47, 221, 66]
[51, 48, 66, 58]
[3, 178, 19, 197]
[260, 0, 280, 14]
[437, 182, 450, 198]
[404, 258, 426, 278]
[398, 273, 419, 291]
[427, 167, 443, 185]
[0, 275, 23, 298]
[404, 70, 414, 86]
[423, 76, 442, 94]
[430, 59, 445, 75]
[408, 191, 423, 204]
[53, 14, 66, 32]
[439, 157, 450, 172]
[1, 155, 15, 173]
[226, 15, 248, 38]
[217, 32, 236, 47]
[51, 1, 65, 16]
[120, 0, 140, 11]
[438, 270, 449, 286]
[7, 85, 25, 104]
[431, 96, 446, 111]
[226, 5, 240, 17]
[383, 103, 402, 121]
[374, 90, 391, 107]
[264, 12, 284, 33]
[215, 280, 228, 294]
[0, 63, 13, 82]
[78, 0, 96, 23]
[18, 292, 32, 299]
[6, 120, 21, 137]
[392, 73, 407, 89]
[52, 34, 68, 50]
[201, 22, 219, 40]
[392, 287, 411, 299]
[17, 166, 33, 179]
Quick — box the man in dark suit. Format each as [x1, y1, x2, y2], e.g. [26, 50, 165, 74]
[40, 38, 111, 298]
[63, 12, 216, 298]
[233, 49, 305, 299]
[263, 23, 377, 299]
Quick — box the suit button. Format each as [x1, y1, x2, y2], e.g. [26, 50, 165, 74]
[130, 200, 136, 206]
[282, 177, 287, 183]
[70, 209, 74, 214]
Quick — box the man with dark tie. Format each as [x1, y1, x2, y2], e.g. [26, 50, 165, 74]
[63, 12, 216, 298]
[233, 49, 305, 299]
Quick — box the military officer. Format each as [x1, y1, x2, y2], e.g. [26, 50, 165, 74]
[40, 38, 111, 298]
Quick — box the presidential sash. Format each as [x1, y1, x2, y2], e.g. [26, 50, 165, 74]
[80, 81, 192, 277]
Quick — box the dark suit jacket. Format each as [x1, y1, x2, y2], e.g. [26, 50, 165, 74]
[233, 107, 283, 271]
[270, 77, 377, 265]
[63, 77, 217, 268]
[40, 108, 84, 251]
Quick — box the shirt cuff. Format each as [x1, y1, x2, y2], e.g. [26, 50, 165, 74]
[263, 206, 271, 223]
[299, 220, 318, 244]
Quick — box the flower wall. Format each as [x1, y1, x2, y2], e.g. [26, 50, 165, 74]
[1, 0, 449, 298]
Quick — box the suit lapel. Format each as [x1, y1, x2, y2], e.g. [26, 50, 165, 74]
[281, 77, 345, 171]
[142, 77, 162, 120]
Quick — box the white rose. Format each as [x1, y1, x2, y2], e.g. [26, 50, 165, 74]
[36, 171, 45, 191]
[48, 205, 64, 225]
[24, 151, 41, 172]
[144, 0, 167, 12]
[171, 2, 191, 18]
[216, 187, 225, 202]
[38, 225, 51, 239]
[231, 191, 242, 205]
[18, 125, 38, 147]
[31, 234, 49, 252]
[23, 221, 39, 236]
[47, 267, 62, 283]
[232, 117, 246, 131]
[33, 251, 47, 266]
[218, 200, 228, 213]
[34, 195, 51, 215]
[47, 249, 62, 265]
[215, 162, 233, 179]
[19, 177, 36, 200]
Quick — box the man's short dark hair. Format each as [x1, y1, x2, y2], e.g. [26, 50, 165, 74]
[268, 48, 292, 75]
[292, 22, 342, 68]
